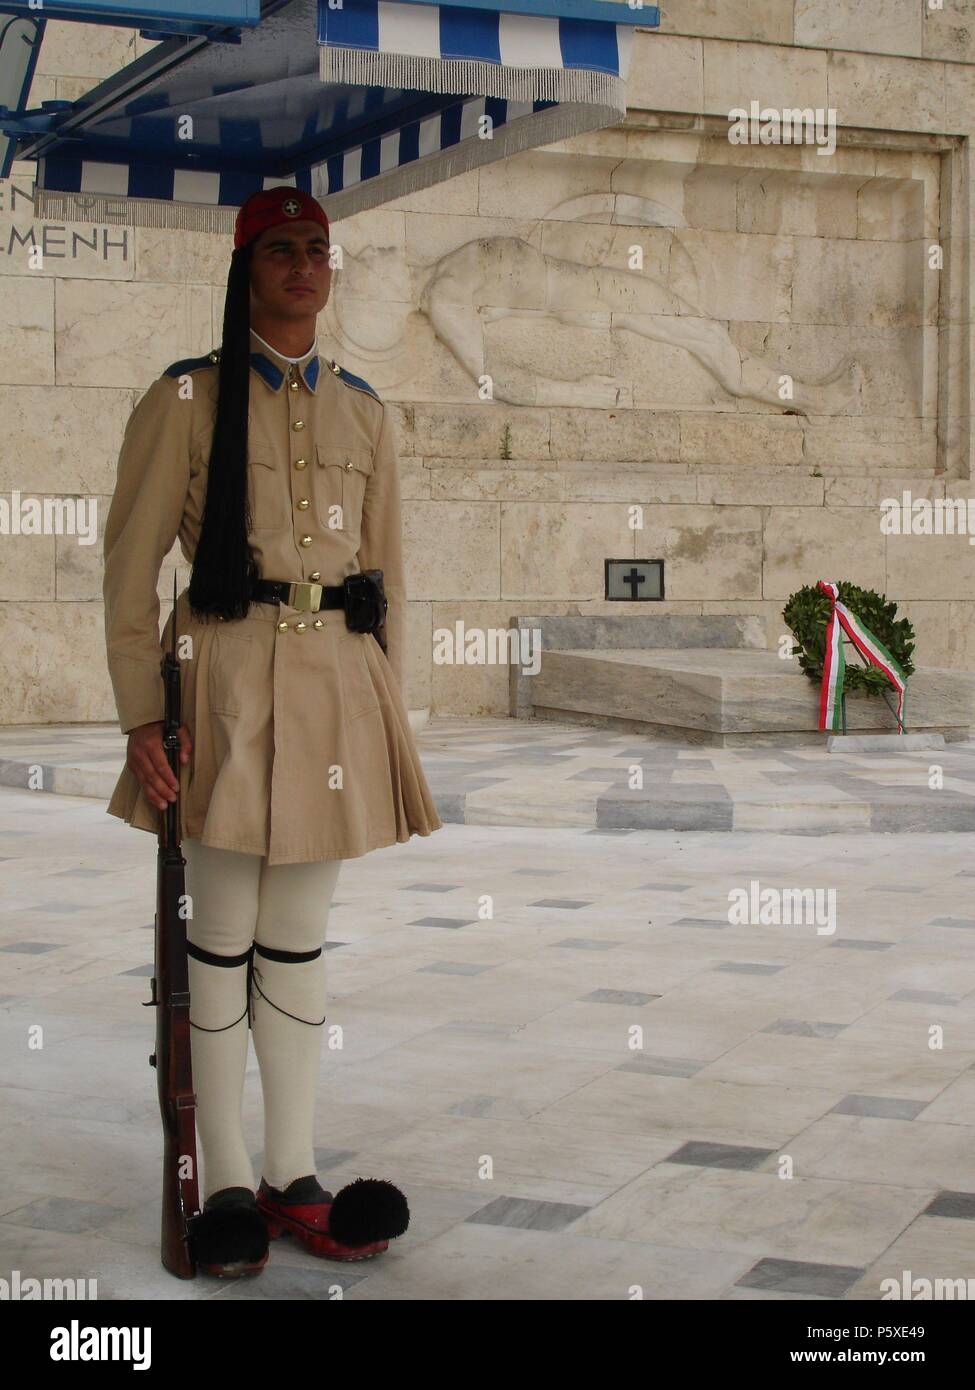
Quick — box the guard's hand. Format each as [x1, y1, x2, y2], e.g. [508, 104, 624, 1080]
[127, 721, 193, 811]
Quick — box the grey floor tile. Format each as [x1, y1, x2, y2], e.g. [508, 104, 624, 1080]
[446, 1096, 498, 1118]
[569, 768, 637, 781]
[829, 939, 894, 951]
[528, 899, 592, 909]
[831, 1095, 928, 1120]
[311, 1147, 358, 1172]
[763, 1019, 847, 1039]
[549, 938, 620, 951]
[0, 941, 62, 954]
[667, 1141, 775, 1171]
[247, 1147, 357, 1177]
[3, 1197, 128, 1235]
[581, 988, 661, 1006]
[408, 916, 475, 929]
[715, 962, 785, 975]
[922, 1191, 975, 1220]
[890, 989, 959, 1005]
[617, 1055, 706, 1078]
[737, 1256, 865, 1297]
[466, 1197, 590, 1232]
[418, 961, 493, 976]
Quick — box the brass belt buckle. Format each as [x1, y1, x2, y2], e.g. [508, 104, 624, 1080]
[289, 581, 323, 611]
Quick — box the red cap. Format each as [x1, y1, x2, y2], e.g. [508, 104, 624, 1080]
[234, 187, 330, 250]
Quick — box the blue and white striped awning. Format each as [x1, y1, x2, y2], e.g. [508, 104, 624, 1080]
[9, 0, 658, 231]
[318, 0, 637, 105]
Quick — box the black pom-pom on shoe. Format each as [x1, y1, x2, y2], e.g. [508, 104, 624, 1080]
[188, 1187, 269, 1277]
[328, 1177, 410, 1246]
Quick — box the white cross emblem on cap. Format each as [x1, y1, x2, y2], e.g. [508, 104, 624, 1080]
[282, 198, 301, 217]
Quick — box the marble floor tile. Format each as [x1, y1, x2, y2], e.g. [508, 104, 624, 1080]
[785, 1114, 975, 1191]
[849, 1216, 975, 1300]
[701, 1033, 975, 1100]
[535, 1069, 841, 1149]
[573, 1165, 927, 1266]
[339, 1223, 755, 1301]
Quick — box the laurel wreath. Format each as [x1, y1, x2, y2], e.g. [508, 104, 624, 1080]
[782, 582, 916, 696]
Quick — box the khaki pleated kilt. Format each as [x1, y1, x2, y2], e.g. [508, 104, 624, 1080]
[106, 591, 444, 864]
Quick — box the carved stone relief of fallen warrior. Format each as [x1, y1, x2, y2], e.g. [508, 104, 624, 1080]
[417, 235, 861, 415]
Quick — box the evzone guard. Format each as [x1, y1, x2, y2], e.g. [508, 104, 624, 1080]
[102, 187, 444, 1275]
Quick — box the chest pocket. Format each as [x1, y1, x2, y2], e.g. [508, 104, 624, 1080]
[247, 431, 287, 531]
[315, 444, 373, 534]
[190, 427, 287, 532]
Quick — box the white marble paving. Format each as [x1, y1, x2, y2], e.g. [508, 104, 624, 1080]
[1, 784, 974, 1300]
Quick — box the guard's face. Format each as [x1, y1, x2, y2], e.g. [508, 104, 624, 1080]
[249, 220, 332, 321]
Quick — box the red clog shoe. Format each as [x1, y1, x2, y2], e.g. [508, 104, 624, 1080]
[257, 1175, 408, 1262]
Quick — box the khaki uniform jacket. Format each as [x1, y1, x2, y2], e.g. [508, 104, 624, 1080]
[103, 328, 443, 864]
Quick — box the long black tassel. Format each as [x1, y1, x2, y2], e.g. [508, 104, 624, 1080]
[187, 244, 260, 622]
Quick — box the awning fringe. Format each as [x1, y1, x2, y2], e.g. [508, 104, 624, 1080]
[318, 46, 628, 112]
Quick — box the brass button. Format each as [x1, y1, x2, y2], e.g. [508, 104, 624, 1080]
[297, 498, 309, 509]
[310, 571, 321, 581]
[345, 460, 354, 471]
[313, 618, 324, 630]
[208, 350, 220, 363]
[293, 420, 305, 431]
[300, 535, 312, 547]
[277, 620, 289, 632]
[331, 361, 341, 375]
[295, 621, 307, 633]
[294, 457, 307, 470]
[289, 380, 300, 392]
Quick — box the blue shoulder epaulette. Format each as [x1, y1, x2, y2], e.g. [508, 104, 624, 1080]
[164, 350, 221, 377]
[329, 359, 380, 403]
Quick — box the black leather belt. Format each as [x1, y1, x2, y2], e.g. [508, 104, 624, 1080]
[250, 578, 343, 612]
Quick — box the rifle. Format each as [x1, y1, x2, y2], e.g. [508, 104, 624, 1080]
[144, 571, 201, 1278]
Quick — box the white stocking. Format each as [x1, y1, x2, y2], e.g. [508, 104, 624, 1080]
[251, 858, 342, 1191]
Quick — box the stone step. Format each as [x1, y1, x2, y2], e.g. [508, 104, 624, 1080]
[3, 719, 975, 836]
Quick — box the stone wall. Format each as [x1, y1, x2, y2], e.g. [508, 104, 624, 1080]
[0, 6, 972, 724]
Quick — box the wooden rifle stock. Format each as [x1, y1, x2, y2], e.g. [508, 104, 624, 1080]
[146, 573, 201, 1278]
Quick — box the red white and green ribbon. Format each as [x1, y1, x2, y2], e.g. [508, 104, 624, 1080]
[817, 581, 907, 733]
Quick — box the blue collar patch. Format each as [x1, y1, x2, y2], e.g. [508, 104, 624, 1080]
[249, 351, 320, 394]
